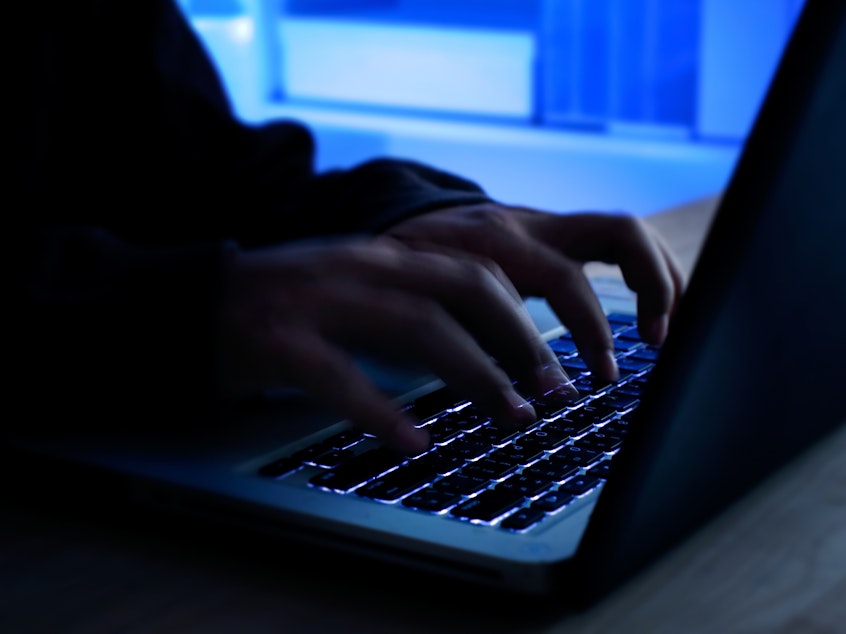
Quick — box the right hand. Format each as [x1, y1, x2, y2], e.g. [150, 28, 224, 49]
[217, 237, 573, 454]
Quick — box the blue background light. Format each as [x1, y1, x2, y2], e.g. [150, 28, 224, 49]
[179, 0, 804, 216]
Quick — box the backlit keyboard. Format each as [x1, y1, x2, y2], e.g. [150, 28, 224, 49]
[258, 313, 657, 532]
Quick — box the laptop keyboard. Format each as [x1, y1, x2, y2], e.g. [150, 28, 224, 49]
[258, 313, 657, 533]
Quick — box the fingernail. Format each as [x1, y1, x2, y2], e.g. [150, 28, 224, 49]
[505, 390, 537, 425]
[536, 364, 578, 397]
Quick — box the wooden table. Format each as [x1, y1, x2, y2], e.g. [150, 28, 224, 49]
[3, 196, 845, 633]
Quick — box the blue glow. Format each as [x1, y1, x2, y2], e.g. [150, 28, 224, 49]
[279, 19, 534, 118]
[264, 104, 739, 215]
[180, 0, 804, 215]
[187, 7, 265, 120]
[185, 0, 802, 137]
[698, 0, 806, 139]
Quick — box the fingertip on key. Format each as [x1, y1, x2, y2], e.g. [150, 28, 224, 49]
[505, 390, 538, 425]
[601, 348, 620, 382]
[645, 313, 669, 345]
[391, 420, 431, 455]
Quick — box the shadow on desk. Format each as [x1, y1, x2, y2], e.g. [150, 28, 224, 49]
[0, 463, 565, 634]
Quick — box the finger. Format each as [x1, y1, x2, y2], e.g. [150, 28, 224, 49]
[613, 221, 681, 345]
[407, 215, 619, 383]
[417, 252, 569, 396]
[386, 236, 525, 304]
[650, 226, 686, 308]
[529, 245, 619, 382]
[633, 227, 686, 343]
[270, 328, 431, 455]
[342, 245, 572, 398]
[319, 288, 541, 427]
[538, 214, 681, 346]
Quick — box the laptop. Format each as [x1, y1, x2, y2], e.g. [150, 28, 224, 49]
[7, 0, 845, 607]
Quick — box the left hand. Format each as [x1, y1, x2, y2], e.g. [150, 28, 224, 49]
[385, 203, 685, 382]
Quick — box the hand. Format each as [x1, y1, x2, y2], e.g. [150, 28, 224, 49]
[386, 204, 685, 381]
[217, 237, 573, 454]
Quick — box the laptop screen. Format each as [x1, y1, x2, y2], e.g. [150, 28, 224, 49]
[572, 0, 845, 602]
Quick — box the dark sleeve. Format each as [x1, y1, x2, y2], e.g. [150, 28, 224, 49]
[12, 0, 492, 436]
[10, 229, 225, 436]
[20, 0, 491, 245]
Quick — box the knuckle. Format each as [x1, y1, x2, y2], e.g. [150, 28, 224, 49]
[545, 257, 582, 286]
[455, 256, 498, 288]
[467, 205, 512, 226]
[329, 240, 396, 269]
[466, 206, 523, 238]
[612, 213, 649, 240]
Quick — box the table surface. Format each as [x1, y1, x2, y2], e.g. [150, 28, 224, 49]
[3, 196, 845, 634]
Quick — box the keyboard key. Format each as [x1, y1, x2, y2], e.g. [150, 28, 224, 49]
[402, 489, 462, 512]
[561, 403, 617, 426]
[559, 475, 602, 496]
[561, 359, 589, 376]
[424, 417, 464, 444]
[612, 383, 643, 398]
[572, 377, 614, 397]
[616, 358, 653, 375]
[602, 419, 632, 436]
[441, 437, 493, 461]
[439, 409, 490, 431]
[321, 429, 367, 449]
[450, 488, 526, 522]
[356, 458, 441, 501]
[497, 474, 553, 498]
[543, 419, 594, 438]
[311, 448, 355, 469]
[469, 424, 520, 446]
[626, 374, 651, 389]
[309, 447, 407, 492]
[521, 428, 570, 451]
[630, 347, 660, 362]
[606, 313, 637, 328]
[432, 472, 489, 496]
[614, 339, 643, 353]
[523, 459, 579, 483]
[532, 490, 575, 513]
[587, 461, 613, 479]
[461, 458, 519, 481]
[549, 445, 604, 468]
[413, 449, 467, 475]
[594, 392, 640, 411]
[489, 444, 545, 467]
[500, 506, 546, 531]
[574, 431, 624, 452]
[548, 337, 578, 355]
[602, 416, 631, 436]
[402, 387, 461, 421]
[532, 390, 582, 419]
[617, 326, 642, 342]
